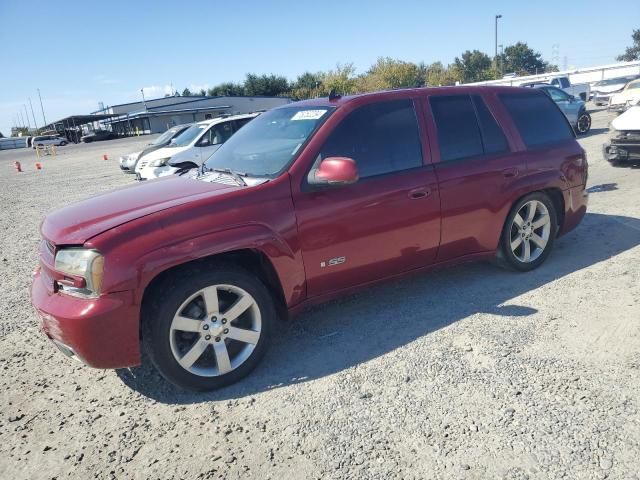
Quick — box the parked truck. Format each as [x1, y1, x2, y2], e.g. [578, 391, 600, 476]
[549, 77, 590, 101]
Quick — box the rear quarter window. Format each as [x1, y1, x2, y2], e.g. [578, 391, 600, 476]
[499, 92, 574, 148]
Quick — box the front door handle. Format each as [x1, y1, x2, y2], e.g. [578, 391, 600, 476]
[502, 167, 519, 178]
[409, 187, 431, 199]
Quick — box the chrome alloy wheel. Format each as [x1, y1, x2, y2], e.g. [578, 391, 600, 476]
[169, 285, 262, 377]
[509, 200, 551, 263]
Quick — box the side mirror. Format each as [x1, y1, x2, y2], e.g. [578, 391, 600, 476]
[309, 157, 359, 186]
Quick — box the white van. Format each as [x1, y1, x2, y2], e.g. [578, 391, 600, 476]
[32, 135, 68, 148]
[135, 113, 259, 180]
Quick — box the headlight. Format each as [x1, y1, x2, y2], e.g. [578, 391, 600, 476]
[54, 248, 104, 298]
[150, 157, 171, 167]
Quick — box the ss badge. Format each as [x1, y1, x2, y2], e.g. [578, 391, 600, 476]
[320, 256, 346, 268]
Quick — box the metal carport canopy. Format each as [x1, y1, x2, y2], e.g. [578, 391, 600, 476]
[43, 114, 117, 131]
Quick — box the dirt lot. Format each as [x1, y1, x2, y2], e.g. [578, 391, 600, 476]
[1, 110, 639, 480]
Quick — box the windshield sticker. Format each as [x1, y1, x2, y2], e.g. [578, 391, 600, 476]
[291, 110, 326, 121]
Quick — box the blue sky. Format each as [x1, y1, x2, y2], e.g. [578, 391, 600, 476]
[1, 0, 638, 136]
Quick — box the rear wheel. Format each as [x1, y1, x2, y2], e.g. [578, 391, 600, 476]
[142, 264, 275, 391]
[499, 193, 558, 271]
[575, 112, 591, 134]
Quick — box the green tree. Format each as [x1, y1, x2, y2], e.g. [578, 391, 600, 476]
[182, 87, 192, 96]
[617, 29, 640, 61]
[199, 89, 207, 96]
[320, 63, 358, 95]
[207, 82, 245, 96]
[452, 50, 493, 83]
[288, 72, 323, 100]
[499, 42, 553, 75]
[243, 74, 290, 96]
[423, 61, 462, 86]
[359, 57, 425, 91]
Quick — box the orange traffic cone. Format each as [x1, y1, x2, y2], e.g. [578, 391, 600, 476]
[35, 162, 42, 170]
[103, 154, 108, 160]
[14, 161, 22, 172]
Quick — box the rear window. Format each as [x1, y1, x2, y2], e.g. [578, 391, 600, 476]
[430, 95, 483, 161]
[471, 95, 508, 155]
[499, 92, 574, 148]
[430, 94, 508, 162]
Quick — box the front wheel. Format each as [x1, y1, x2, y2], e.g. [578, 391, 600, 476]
[499, 193, 558, 272]
[142, 265, 275, 391]
[575, 112, 591, 135]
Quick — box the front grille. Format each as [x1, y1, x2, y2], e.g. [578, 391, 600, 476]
[197, 172, 242, 186]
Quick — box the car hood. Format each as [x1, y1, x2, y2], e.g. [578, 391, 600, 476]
[140, 145, 190, 162]
[610, 90, 640, 104]
[611, 106, 640, 131]
[593, 84, 625, 94]
[41, 175, 240, 245]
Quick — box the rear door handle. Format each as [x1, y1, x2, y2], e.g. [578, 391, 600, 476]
[409, 187, 431, 199]
[502, 168, 519, 178]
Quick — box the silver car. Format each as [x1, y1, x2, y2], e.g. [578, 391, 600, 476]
[533, 85, 591, 135]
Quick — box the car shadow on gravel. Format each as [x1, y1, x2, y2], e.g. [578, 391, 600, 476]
[116, 212, 640, 404]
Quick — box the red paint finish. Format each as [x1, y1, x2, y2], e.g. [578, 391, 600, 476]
[31, 86, 588, 369]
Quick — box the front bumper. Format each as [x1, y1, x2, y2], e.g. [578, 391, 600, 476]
[592, 92, 613, 104]
[603, 140, 640, 163]
[137, 165, 179, 181]
[31, 268, 141, 369]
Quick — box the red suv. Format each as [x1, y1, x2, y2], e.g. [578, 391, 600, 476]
[32, 86, 588, 391]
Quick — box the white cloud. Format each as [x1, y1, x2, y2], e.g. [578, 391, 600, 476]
[140, 85, 175, 99]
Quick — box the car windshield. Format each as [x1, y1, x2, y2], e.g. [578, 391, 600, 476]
[152, 127, 181, 146]
[203, 106, 333, 177]
[625, 82, 640, 90]
[169, 124, 207, 147]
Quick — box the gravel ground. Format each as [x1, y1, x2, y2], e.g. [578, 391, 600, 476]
[1, 110, 639, 480]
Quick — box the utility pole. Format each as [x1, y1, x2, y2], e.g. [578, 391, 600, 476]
[23, 104, 32, 130]
[495, 14, 502, 74]
[140, 88, 148, 110]
[29, 97, 38, 130]
[37, 88, 47, 127]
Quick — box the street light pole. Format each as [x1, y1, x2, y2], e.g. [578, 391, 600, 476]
[37, 88, 47, 127]
[29, 97, 38, 130]
[495, 14, 502, 74]
[23, 104, 32, 130]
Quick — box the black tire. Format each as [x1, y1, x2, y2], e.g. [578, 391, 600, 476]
[142, 263, 275, 391]
[60, 141, 67, 146]
[575, 112, 591, 135]
[498, 192, 558, 272]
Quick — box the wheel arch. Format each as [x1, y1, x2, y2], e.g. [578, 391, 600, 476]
[500, 187, 565, 244]
[140, 247, 289, 338]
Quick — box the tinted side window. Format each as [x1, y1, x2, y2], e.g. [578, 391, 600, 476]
[430, 95, 483, 162]
[500, 92, 574, 147]
[233, 118, 252, 131]
[319, 99, 423, 178]
[471, 95, 508, 155]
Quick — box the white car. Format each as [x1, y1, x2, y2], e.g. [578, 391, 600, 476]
[135, 113, 259, 180]
[119, 123, 191, 174]
[591, 76, 639, 106]
[32, 135, 68, 148]
[609, 79, 640, 113]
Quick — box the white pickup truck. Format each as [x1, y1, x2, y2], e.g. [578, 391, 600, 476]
[548, 77, 591, 101]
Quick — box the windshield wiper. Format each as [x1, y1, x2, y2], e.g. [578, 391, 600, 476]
[210, 167, 247, 186]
